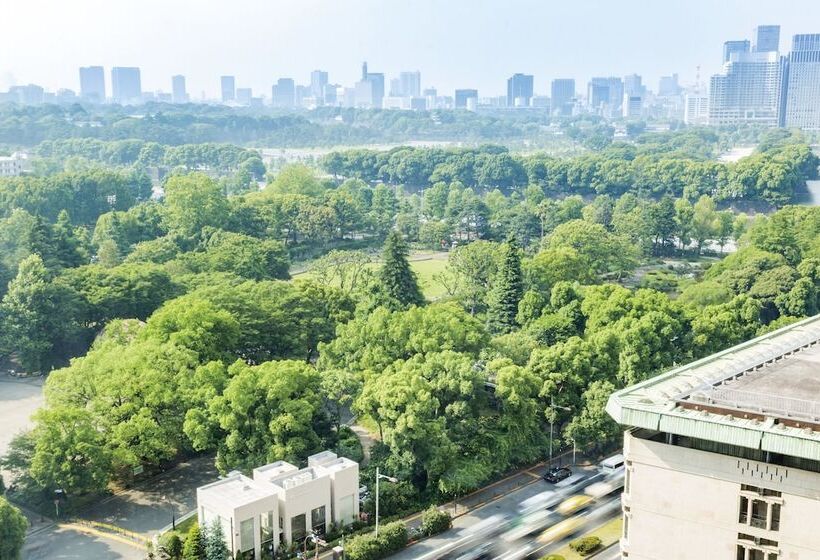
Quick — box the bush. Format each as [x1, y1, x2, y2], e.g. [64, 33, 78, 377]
[419, 507, 451, 537]
[542, 556, 565, 560]
[569, 535, 602, 556]
[158, 531, 183, 559]
[344, 521, 409, 560]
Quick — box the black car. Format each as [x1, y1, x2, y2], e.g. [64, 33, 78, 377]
[543, 466, 572, 484]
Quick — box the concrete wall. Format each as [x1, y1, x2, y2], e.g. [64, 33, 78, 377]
[623, 431, 820, 560]
[278, 476, 332, 544]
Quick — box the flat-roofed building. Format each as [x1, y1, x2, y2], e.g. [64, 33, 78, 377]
[307, 451, 360, 526]
[607, 315, 820, 560]
[254, 463, 332, 545]
[197, 473, 279, 559]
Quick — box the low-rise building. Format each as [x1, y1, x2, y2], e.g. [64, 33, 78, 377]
[0, 153, 26, 177]
[608, 314, 820, 560]
[197, 451, 359, 558]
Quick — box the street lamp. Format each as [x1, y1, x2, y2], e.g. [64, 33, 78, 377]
[302, 531, 326, 560]
[161, 495, 176, 530]
[548, 396, 572, 466]
[374, 466, 398, 535]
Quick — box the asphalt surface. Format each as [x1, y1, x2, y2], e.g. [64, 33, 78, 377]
[0, 374, 44, 461]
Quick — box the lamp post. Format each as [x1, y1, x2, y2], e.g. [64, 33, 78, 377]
[302, 532, 317, 560]
[374, 467, 398, 535]
[548, 396, 572, 466]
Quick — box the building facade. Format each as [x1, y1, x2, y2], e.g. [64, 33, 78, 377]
[507, 73, 534, 107]
[684, 93, 709, 125]
[0, 153, 25, 177]
[454, 89, 478, 109]
[272, 78, 295, 108]
[724, 40, 751, 64]
[785, 34, 820, 130]
[754, 25, 781, 53]
[608, 315, 820, 560]
[197, 451, 359, 559]
[171, 75, 187, 104]
[709, 51, 785, 126]
[221, 76, 236, 103]
[111, 67, 141, 104]
[551, 79, 575, 116]
[79, 66, 106, 102]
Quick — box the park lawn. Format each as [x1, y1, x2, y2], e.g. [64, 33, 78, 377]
[291, 251, 450, 301]
[544, 516, 623, 560]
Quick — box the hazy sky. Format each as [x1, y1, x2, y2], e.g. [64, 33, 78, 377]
[3, 0, 820, 99]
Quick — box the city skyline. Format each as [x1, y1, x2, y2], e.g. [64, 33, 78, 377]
[4, 0, 820, 99]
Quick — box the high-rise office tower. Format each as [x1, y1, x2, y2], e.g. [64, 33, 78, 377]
[506, 73, 534, 107]
[550, 79, 575, 116]
[171, 75, 188, 103]
[399, 71, 421, 98]
[785, 34, 820, 130]
[111, 67, 142, 104]
[79, 66, 106, 102]
[454, 89, 478, 109]
[389, 78, 402, 97]
[709, 50, 784, 126]
[684, 93, 709, 125]
[588, 77, 623, 115]
[221, 76, 236, 102]
[310, 70, 328, 100]
[272, 78, 295, 108]
[723, 40, 751, 63]
[623, 74, 645, 96]
[658, 74, 681, 96]
[236, 88, 252, 106]
[753, 25, 781, 53]
[323, 84, 338, 106]
[361, 62, 368, 81]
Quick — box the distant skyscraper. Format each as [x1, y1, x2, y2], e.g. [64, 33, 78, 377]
[171, 75, 188, 104]
[684, 93, 709, 125]
[723, 40, 750, 63]
[658, 74, 681, 96]
[272, 78, 295, 108]
[323, 84, 338, 106]
[507, 73, 534, 107]
[79, 66, 105, 102]
[588, 77, 622, 115]
[454, 89, 478, 109]
[399, 71, 421, 98]
[709, 50, 784, 126]
[310, 70, 328, 100]
[785, 34, 820, 130]
[389, 78, 402, 97]
[622, 94, 643, 119]
[9, 84, 45, 105]
[753, 25, 781, 53]
[221, 76, 236, 102]
[236, 88, 252, 106]
[111, 67, 141, 104]
[361, 62, 368, 81]
[623, 74, 645, 96]
[550, 79, 575, 116]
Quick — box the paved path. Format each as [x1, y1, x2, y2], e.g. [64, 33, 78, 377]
[0, 374, 44, 460]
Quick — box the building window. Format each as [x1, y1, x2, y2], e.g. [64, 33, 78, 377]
[311, 506, 326, 535]
[260, 511, 274, 546]
[240, 518, 255, 553]
[736, 533, 778, 560]
[751, 499, 768, 529]
[770, 503, 780, 531]
[624, 467, 631, 495]
[291, 514, 307, 542]
[739, 496, 749, 523]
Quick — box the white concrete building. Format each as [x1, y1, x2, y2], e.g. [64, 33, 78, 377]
[608, 315, 820, 560]
[684, 93, 710, 125]
[197, 473, 279, 560]
[197, 451, 359, 558]
[0, 153, 26, 177]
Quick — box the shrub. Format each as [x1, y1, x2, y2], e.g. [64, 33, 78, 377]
[344, 521, 409, 560]
[542, 556, 565, 560]
[419, 507, 452, 537]
[159, 531, 183, 559]
[569, 535, 602, 556]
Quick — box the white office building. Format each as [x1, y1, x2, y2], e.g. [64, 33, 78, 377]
[608, 315, 820, 560]
[684, 93, 710, 125]
[785, 34, 820, 130]
[0, 153, 27, 177]
[197, 451, 359, 559]
[709, 50, 785, 127]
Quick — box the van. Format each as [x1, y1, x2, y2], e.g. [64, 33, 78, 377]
[599, 453, 625, 474]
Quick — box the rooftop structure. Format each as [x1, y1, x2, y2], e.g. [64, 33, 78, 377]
[608, 315, 820, 559]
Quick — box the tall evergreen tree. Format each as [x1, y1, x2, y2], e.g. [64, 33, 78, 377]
[487, 237, 523, 334]
[53, 210, 86, 268]
[182, 522, 205, 560]
[378, 230, 424, 310]
[204, 520, 230, 560]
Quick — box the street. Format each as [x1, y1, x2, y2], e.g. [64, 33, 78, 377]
[0, 374, 44, 462]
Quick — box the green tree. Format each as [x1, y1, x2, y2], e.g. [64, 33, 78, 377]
[29, 406, 112, 495]
[203, 520, 230, 560]
[377, 231, 424, 310]
[96, 238, 121, 267]
[182, 522, 205, 560]
[487, 238, 523, 334]
[0, 496, 27, 560]
[564, 380, 621, 449]
[0, 254, 84, 372]
[163, 173, 229, 237]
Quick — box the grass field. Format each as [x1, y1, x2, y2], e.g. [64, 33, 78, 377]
[292, 251, 450, 301]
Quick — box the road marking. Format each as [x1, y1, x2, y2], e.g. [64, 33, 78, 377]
[524, 471, 542, 479]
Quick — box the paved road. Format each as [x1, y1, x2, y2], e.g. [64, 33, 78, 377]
[21, 456, 219, 560]
[0, 374, 44, 458]
[594, 544, 622, 560]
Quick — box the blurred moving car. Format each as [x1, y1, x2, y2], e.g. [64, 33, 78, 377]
[543, 466, 572, 483]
